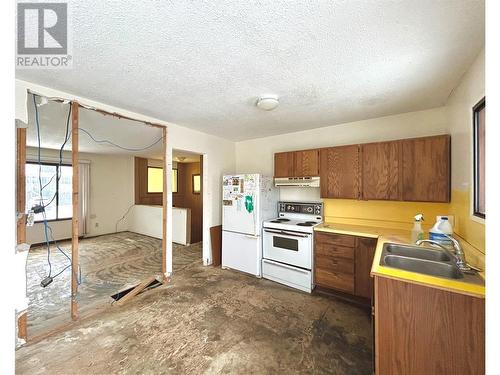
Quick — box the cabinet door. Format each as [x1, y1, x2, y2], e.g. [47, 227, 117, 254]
[355, 237, 377, 299]
[361, 141, 401, 200]
[295, 149, 320, 177]
[320, 145, 360, 199]
[274, 152, 295, 177]
[401, 135, 450, 202]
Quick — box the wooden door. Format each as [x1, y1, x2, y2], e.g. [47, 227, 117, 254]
[361, 141, 401, 200]
[320, 145, 360, 199]
[294, 149, 320, 177]
[355, 237, 377, 299]
[401, 135, 450, 202]
[274, 152, 295, 177]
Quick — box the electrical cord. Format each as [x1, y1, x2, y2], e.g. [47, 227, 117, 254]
[78, 127, 164, 152]
[33, 94, 81, 285]
[115, 203, 135, 233]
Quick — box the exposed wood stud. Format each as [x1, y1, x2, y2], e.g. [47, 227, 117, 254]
[16, 127, 28, 342]
[162, 127, 167, 277]
[71, 102, 79, 320]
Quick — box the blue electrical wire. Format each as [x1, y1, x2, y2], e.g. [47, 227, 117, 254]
[78, 127, 164, 152]
[33, 94, 81, 284]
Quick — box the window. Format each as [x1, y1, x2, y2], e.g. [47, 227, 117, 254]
[473, 97, 485, 218]
[25, 162, 72, 222]
[172, 168, 178, 193]
[192, 174, 201, 194]
[147, 167, 163, 193]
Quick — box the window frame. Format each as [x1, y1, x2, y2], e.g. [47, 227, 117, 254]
[172, 168, 178, 194]
[146, 166, 164, 194]
[192, 173, 201, 194]
[26, 161, 73, 223]
[472, 96, 485, 219]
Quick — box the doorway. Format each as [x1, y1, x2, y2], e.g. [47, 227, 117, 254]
[171, 149, 203, 271]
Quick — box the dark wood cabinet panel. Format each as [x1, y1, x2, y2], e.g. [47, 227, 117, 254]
[401, 135, 451, 202]
[315, 254, 354, 274]
[354, 237, 377, 299]
[315, 268, 355, 293]
[361, 141, 401, 200]
[294, 149, 320, 177]
[320, 145, 360, 199]
[315, 232, 356, 248]
[375, 277, 484, 375]
[274, 152, 295, 177]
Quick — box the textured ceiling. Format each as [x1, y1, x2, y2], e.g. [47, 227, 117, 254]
[17, 1, 484, 141]
[26, 95, 164, 159]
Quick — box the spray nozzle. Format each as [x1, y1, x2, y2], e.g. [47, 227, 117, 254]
[414, 214, 424, 222]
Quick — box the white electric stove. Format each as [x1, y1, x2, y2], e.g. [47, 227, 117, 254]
[262, 202, 323, 293]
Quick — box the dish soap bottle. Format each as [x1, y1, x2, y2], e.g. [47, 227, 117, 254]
[411, 214, 424, 243]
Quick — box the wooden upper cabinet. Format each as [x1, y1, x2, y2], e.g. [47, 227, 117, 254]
[401, 135, 451, 202]
[361, 141, 401, 200]
[274, 152, 295, 177]
[320, 145, 360, 199]
[295, 149, 320, 177]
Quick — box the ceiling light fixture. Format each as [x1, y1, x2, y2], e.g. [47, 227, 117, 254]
[256, 95, 279, 111]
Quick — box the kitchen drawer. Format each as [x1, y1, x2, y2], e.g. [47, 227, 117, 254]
[315, 268, 354, 293]
[315, 243, 355, 260]
[315, 232, 356, 248]
[315, 254, 354, 274]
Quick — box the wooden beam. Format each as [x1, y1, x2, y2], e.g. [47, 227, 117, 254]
[115, 275, 157, 307]
[16, 128, 27, 244]
[16, 127, 27, 342]
[71, 102, 79, 320]
[162, 127, 167, 276]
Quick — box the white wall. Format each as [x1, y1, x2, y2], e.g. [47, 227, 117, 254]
[17, 79, 236, 275]
[446, 48, 485, 191]
[125, 205, 163, 239]
[235, 106, 448, 200]
[26, 147, 134, 244]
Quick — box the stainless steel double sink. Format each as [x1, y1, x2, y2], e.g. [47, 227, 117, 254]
[380, 243, 464, 280]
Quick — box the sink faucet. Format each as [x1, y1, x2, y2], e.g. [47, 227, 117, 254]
[416, 235, 482, 274]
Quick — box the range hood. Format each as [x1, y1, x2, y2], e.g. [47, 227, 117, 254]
[274, 177, 320, 187]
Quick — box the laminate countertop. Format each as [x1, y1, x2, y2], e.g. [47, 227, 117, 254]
[314, 223, 485, 298]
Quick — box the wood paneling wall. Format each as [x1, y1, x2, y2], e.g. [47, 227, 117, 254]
[173, 158, 203, 243]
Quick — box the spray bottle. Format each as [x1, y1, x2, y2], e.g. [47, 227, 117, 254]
[411, 214, 424, 244]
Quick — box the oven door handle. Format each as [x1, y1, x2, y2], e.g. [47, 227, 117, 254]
[263, 229, 310, 238]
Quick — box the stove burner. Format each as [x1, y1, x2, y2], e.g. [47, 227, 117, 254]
[270, 218, 290, 223]
[296, 221, 317, 227]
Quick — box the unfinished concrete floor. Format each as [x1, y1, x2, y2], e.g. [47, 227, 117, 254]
[26, 232, 197, 336]
[17, 237, 373, 374]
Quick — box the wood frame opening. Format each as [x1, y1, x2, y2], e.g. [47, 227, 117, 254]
[18, 92, 169, 342]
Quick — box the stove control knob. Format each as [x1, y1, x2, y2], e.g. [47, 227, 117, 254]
[306, 207, 313, 213]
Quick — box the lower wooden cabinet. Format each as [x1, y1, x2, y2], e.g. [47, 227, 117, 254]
[314, 232, 376, 299]
[355, 237, 378, 298]
[375, 276, 484, 374]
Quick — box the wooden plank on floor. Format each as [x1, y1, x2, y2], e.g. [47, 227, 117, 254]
[116, 275, 158, 307]
[71, 102, 79, 320]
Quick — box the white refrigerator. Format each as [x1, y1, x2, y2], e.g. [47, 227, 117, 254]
[221, 174, 278, 277]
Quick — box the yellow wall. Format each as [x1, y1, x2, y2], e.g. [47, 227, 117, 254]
[449, 189, 485, 253]
[325, 192, 484, 252]
[324, 199, 451, 232]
